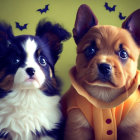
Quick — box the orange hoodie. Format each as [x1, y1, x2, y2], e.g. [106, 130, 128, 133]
[62, 67, 140, 140]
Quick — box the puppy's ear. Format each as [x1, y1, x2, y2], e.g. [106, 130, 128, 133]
[122, 9, 140, 46]
[36, 20, 71, 64]
[0, 22, 14, 56]
[0, 22, 13, 42]
[73, 4, 98, 44]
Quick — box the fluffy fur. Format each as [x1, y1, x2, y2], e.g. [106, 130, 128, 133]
[0, 20, 70, 140]
[62, 4, 140, 140]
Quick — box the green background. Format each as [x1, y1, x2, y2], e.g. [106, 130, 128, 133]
[0, 0, 139, 94]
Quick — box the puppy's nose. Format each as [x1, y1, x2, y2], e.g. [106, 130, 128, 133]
[26, 67, 35, 77]
[98, 63, 112, 76]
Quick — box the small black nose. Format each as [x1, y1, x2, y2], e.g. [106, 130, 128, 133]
[26, 67, 35, 77]
[98, 63, 112, 76]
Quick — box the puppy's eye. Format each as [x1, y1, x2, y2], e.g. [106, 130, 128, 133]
[38, 56, 47, 66]
[11, 56, 21, 65]
[118, 44, 128, 60]
[119, 50, 128, 59]
[84, 42, 97, 60]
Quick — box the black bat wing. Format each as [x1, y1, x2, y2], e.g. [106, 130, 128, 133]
[104, 2, 116, 12]
[44, 4, 49, 12]
[15, 22, 28, 31]
[108, 5, 116, 12]
[104, 2, 109, 10]
[37, 9, 43, 14]
[41, 4, 49, 13]
[16, 22, 22, 31]
[111, 5, 116, 11]
[119, 12, 126, 20]
[37, 4, 49, 14]
[23, 24, 28, 29]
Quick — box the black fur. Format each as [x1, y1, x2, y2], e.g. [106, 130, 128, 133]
[0, 20, 71, 139]
[36, 20, 71, 64]
[32, 118, 65, 140]
[0, 89, 11, 98]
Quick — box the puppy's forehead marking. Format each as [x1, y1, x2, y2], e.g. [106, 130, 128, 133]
[23, 38, 37, 56]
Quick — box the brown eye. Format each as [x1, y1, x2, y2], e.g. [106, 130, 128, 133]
[38, 56, 47, 66]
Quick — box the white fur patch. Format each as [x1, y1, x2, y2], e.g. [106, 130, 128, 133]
[40, 137, 55, 140]
[24, 38, 37, 59]
[0, 89, 61, 140]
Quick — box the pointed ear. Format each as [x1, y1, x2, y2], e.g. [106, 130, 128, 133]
[73, 4, 98, 44]
[0, 22, 13, 42]
[36, 20, 71, 64]
[0, 22, 14, 57]
[122, 9, 140, 46]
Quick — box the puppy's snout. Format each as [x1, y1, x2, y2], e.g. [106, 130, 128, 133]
[98, 63, 112, 76]
[26, 67, 35, 77]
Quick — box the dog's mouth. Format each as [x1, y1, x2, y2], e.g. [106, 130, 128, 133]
[25, 76, 40, 85]
[85, 78, 117, 89]
[83, 71, 122, 89]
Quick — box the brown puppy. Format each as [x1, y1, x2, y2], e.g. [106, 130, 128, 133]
[62, 4, 140, 140]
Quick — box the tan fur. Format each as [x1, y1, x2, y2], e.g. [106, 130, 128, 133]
[64, 109, 94, 140]
[64, 5, 140, 140]
[118, 102, 140, 140]
[65, 25, 140, 140]
[49, 67, 53, 78]
[84, 84, 125, 102]
[0, 75, 14, 91]
[37, 49, 41, 56]
[65, 19, 140, 140]
[76, 26, 139, 93]
[0, 31, 8, 41]
[0, 70, 5, 79]
[67, 26, 139, 139]
[40, 76, 57, 91]
[70, 26, 140, 139]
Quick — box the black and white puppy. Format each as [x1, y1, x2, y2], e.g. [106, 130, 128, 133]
[0, 20, 70, 140]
